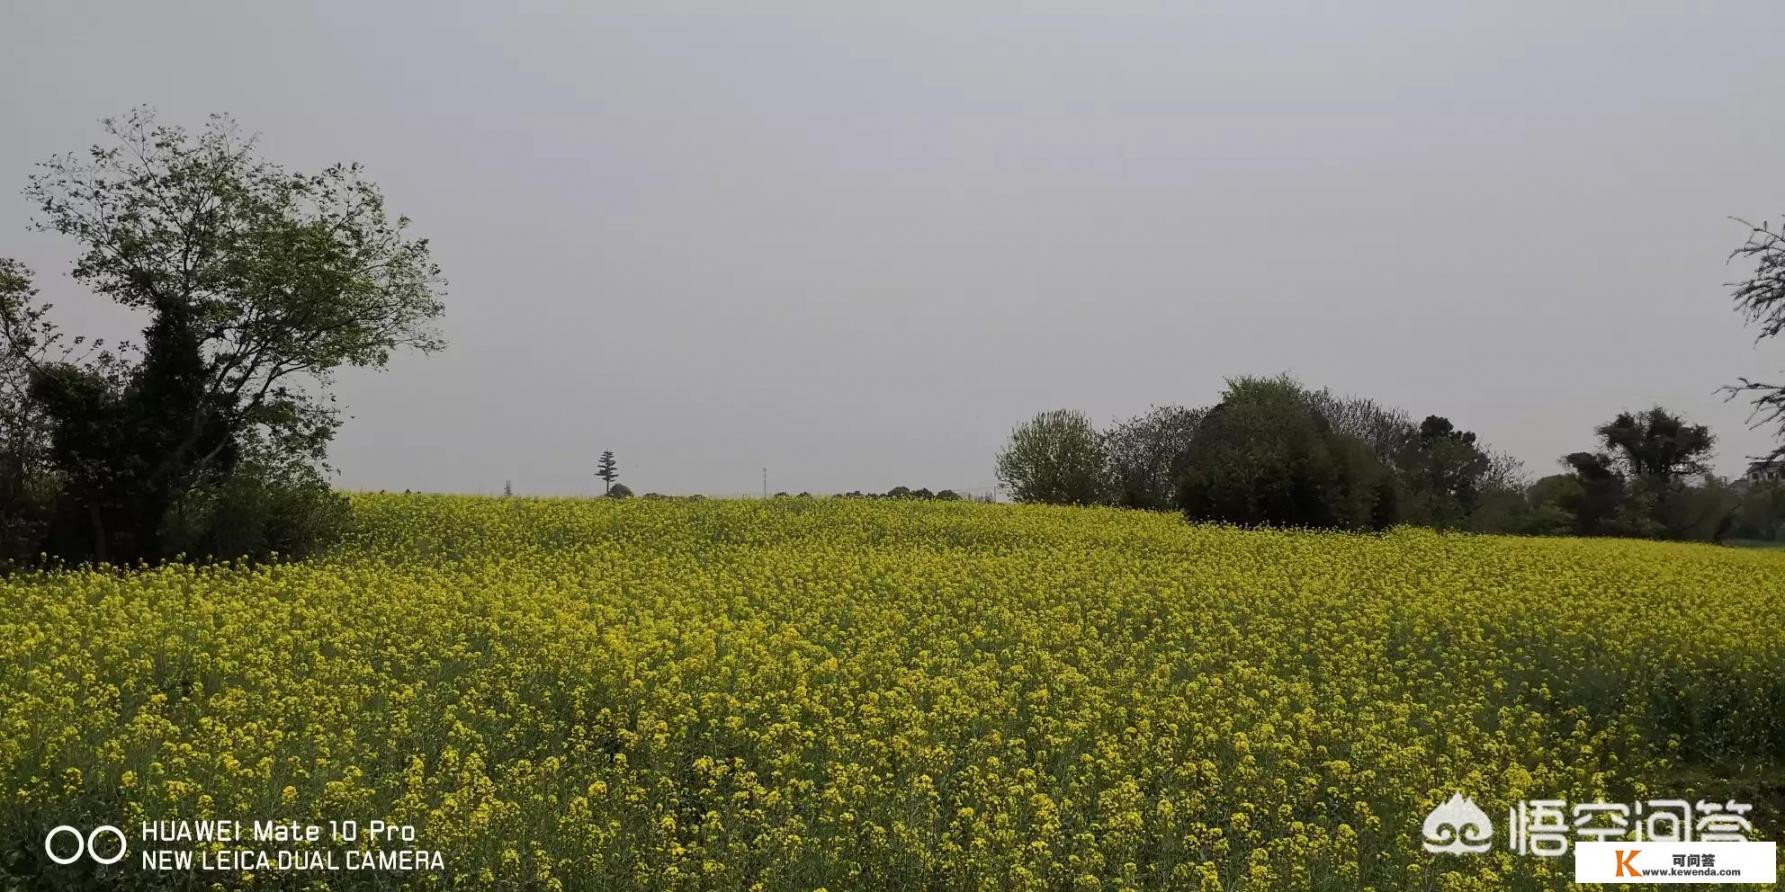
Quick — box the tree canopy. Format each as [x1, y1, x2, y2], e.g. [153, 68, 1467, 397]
[0, 109, 445, 564]
[1594, 407, 1713, 482]
[996, 409, 1110, 506]
[1176, 376, 1395, 531]
[1103, 404, 1203, 510]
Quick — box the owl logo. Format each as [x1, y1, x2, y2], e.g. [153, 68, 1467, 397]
[1422, 793, 1494, 854]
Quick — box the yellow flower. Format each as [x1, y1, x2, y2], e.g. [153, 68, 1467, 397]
[1, 493, 1779, 889]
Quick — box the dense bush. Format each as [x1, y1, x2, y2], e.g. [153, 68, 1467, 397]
[1176, 376, 1396, 530]
[0, 471, 57, 571]
[1732, 480, 1785, 541]
[159, 465, 353, 564]
[0, 461, 353, 570]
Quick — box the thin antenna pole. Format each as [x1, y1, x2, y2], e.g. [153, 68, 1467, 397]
[762, 467, 768, 498]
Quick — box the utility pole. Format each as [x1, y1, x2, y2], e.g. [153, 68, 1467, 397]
[762, 467, 768, 498]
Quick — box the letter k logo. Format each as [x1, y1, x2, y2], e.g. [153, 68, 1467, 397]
[1615, 849, 1642, 877]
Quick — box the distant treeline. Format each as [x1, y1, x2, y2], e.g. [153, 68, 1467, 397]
[832, 487, 994, 502]
[12, 109, 1785, 570]
[997, 374, 1779, 543]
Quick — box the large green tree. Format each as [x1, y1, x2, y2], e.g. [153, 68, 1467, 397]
[1593, 407, 1716, 540]
[1176, 376, 1395, 531]
[0, 109, 445, 562]
[1594, 407, 1713, 483]
[1395, 416, 1493, 529]
[1543, 407, 1715, 540]
[1557, 450, 1632, 537]
[996, 409, 1111, 506]
[0, 260, 66, 565]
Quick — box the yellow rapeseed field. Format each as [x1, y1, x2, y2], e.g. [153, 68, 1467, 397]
[2, 494, 1782, 889]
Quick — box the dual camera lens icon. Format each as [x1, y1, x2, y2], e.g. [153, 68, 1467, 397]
[44, 825, 128, 865]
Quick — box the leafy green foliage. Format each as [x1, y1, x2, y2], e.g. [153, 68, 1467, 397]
[0, 261, 58, 568]
[995, 409, 1111, 506]
[1595, 407, 1714, 482]
[0, 109, 444, 566]
[1394, 416, 1493, 529]
[1518, 407, 1727, 541]
[161, 462, 353, 563]
[1175, 376, 1395, 531]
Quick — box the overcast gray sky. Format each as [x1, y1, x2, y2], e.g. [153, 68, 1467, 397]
[4, 1, 1784, 496]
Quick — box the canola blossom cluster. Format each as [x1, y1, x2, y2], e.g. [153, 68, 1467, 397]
[2, 494, 1782, 890]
